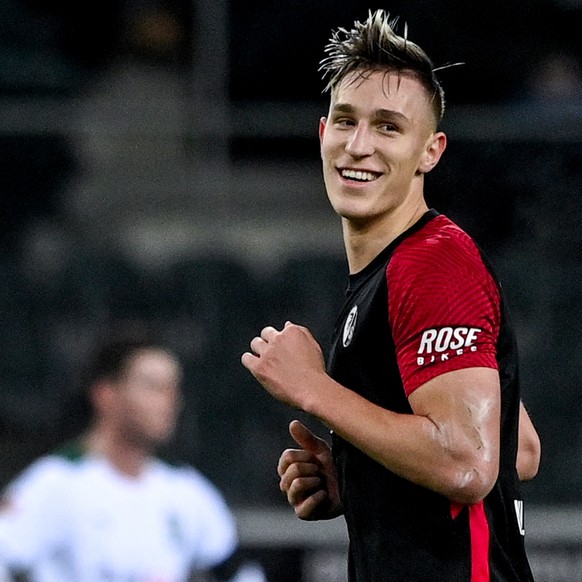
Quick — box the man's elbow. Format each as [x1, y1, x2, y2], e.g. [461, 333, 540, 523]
[446, 460, 498, 505]
[517, 434, 542, 482]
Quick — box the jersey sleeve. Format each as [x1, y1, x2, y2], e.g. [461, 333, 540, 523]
[177, 466, 238, 571]
[0, 457, 69, 569]
[387, 227, 501, 396]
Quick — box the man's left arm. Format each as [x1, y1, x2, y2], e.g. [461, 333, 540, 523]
[517, 401, 541, 481]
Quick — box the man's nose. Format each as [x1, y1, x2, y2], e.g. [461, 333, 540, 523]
[345, 124, 374, 158]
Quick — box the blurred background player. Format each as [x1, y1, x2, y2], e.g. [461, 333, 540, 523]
[0, 331, 265, 582]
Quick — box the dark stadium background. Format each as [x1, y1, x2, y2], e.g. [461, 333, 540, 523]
[0, 1, 581, 580]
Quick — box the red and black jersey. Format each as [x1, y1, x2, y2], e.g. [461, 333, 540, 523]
[327, 210, 534, 581]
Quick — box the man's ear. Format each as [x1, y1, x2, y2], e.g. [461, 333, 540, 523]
[418, 131, 447, 174]
[319, 117, 327, 145]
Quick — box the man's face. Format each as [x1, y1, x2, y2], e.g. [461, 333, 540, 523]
[113, 349, 183, 450]
[319, 70, 444, 225]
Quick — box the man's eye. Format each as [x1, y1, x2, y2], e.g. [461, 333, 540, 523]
[379, 123, 398, 132]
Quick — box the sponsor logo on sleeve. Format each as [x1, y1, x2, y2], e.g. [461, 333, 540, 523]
[416, 326, 482, 366]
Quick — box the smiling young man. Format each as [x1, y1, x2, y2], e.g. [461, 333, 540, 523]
[242, 9, 539, 582]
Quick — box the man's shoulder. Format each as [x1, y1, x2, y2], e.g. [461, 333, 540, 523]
[152, 458, 231, 508]
[5, 445, 86, 495]
[386, 212, 498, 299]
[392, 213, 483, 269]
[407, 212, 475, 249]
[154, 457, 218, 489]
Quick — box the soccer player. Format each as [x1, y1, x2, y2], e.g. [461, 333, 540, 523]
[242, 10, 540, 581]
[0, 333, 265, 582]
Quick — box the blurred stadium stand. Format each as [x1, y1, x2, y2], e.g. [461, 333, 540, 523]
[0, 1, 582, 580]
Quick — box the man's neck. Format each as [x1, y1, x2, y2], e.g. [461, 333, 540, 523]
[84, 430, 151, 479]
[342, 200, 429, 274]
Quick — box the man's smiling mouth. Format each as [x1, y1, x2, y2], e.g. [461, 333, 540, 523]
[340, 169, 380, 182]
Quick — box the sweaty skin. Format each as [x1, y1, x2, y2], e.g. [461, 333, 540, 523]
[242, 320, 500, 506]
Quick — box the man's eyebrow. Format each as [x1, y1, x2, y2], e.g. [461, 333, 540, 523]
[374, 108, 409, 124]
[330, 103, 355, 114]
[330, 103, 409, 123]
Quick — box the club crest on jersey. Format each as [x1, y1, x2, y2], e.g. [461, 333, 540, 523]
[343, 305, 358, 347]
[416, 326, 481, 366]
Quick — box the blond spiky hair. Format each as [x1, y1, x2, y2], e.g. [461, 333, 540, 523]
[319, 9, 446, 124]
